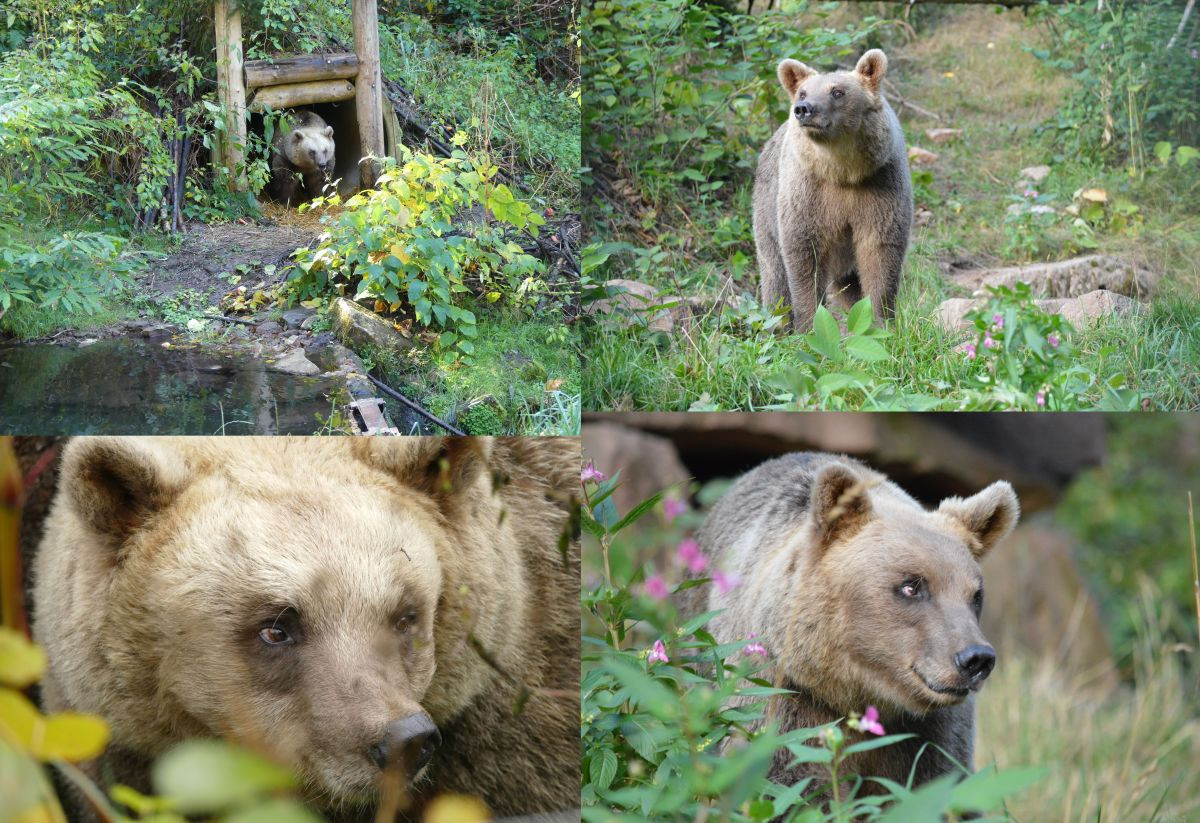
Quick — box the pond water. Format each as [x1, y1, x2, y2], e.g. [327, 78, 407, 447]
[0, 337, 350, 435]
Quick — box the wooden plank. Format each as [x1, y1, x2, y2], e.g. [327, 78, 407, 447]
[244, 53, 359, 90]
[353, 0, 385, 187]
[248, 78, 356, 111]
[213, 0, 248, 191]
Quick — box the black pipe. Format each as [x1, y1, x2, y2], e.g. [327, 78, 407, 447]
[363, 373, 466, 436]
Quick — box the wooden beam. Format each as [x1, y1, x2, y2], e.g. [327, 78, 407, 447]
[353, 0, 385, 187]
[829, 0, 1067, 4]
[244, 53, 359, 90]
[248, 78, 356, 111]
[214, 0, 248, 192]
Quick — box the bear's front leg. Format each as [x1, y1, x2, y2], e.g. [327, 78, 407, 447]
[779, 231, 820, 333]
[852, 229, 905, 325]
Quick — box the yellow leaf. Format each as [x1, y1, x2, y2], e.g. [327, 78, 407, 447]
[0, 628, 46, 688]
[423, 794, 489, 823]
[374, 300, 387, 314]
[486, 292, 501, 303]
[389, 244, 411, 264]
[943, 71, 956, 78]
[544, 379, 564, 392]
[0, 690, 110, 762]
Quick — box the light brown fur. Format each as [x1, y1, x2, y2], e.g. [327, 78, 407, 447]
[32, 437, 580, 820]
[753, 50, 913, 331]
[695, 453, 1018, 792]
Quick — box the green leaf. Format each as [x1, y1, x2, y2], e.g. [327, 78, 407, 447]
[1177, 145, 1200, 167]
[223, 798, 323, 823]
[846, 298, 873, 335]
[842, 732, 916, 756]
[949, 764, 1047, 813]
[0, 689, 110, 762]
[152, 741, 296, 814]
[844, 335, 889, 362]
[0, 628, 46, 688]
[809, 306, 842, 361]
[605, 660, 678, 721]
[608, 490, 666, 536]
[1154, 140, 1173, 164]
[876, 773, 959, 823]
[590, 748, 618, 790]
[816, 372, 856, 397]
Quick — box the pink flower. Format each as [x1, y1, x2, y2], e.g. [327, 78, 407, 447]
[1023, 187, 1038, 198]
[744, 640, 768, 658]
[643, 574, 669, 600]
[580, 461, 607, 484]
[860, 706, 885, 736]
[648, 639, 669, 664]
[712, 569, 741, 595]
[983, 334, 998, 350]
[1047, 333, 1060, 349]
[991, 313, 1004, 330]
[964, 342, 977, 360]
[663, 497, 688, 523]
[1036, 390, 1046, 408]
[676, 538, 708, 574]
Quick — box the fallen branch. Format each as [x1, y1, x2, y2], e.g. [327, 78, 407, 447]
[1168, 0, 1197, 49]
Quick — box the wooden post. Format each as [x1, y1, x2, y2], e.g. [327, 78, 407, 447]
[353, 0, 385, 187]
[214, 0, 248, 191]
[249, 79, 356, 111]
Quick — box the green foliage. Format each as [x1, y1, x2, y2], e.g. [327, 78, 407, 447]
[581, 473, 1044, 821]
[1031, 0, 1200, 172]
[286, 147, 547, 363]
[0, 228, 143, 315]
[461, 401, 504, 435]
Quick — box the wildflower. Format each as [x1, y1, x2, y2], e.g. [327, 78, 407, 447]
[648, 639, 669, 664]
[1047, 332, 1060, 349]
[983, 334, 998, 350]
[580, 461, 606, 484]
[712, 569, 741, 595]
[743, 635, 768, 658]
[1023, 187, 1038, 199]
[858, 706, 886, 736]
[1036, 390, 1046, 408]
[676, 538, 708, 574]
[991, 313, 1005, 329]
[643, 574, 669, 601]
[663, 497, 688, 523]
[964, 342, 977, 360]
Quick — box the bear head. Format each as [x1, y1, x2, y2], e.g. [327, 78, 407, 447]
[51, 436, 504, 807]
[776, 49, 888, 143]
[782, 462, 1019, 718]
[286, 121, 336, 178]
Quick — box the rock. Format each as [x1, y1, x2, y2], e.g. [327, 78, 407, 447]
[268, 348, 320, 376]
[330, 297, 413, 353]
[586, 279, 719, 334]
[914, 207, 934, 227]
[78, 339, 98, 348]
[1005, 203, 1056, 217]
[254, 321, 283, 335]
[936, 289, 1143, 332]
[925, 128, 963, 144]
[300, 314, 321, 331]
[908, 146, 939, 166]
[951, 254, 1159, 299]
[1019, 164, 1052, 183]
[282, 307, 316, 329]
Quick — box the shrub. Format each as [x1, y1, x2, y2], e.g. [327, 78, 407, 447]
[285, 145, 547, 363]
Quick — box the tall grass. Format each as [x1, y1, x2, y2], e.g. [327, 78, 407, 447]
[976, 582, 1200, 822]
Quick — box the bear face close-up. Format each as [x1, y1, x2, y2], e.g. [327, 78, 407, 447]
[30, 436, 580, 820]
[695, 452, 1018, 791]
[268, 109, 337, 206]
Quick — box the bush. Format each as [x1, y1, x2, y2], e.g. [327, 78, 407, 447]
[580, 468, 1045, 821]
[285, 145, 547, 363]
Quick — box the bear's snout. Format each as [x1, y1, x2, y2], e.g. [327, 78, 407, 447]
[953, 643, 996, 686]
[793, 101, 815, 121]
[368, 711, 441, 777]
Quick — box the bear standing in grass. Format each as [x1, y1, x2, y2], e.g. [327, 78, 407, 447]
[268, 109, 336, 205]
[32, 437, 579, 820]
[753, 50, 913, 332]
[696, 452, 1018, 791]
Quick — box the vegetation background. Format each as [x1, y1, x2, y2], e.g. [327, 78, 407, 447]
[580, 413, 1200, 821]
[582, 0, 1200, 412]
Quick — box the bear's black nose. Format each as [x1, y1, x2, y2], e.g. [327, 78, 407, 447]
[954, 644, 996, 684]
[793, 101, 815, 120]
[368, 712, 441, 775]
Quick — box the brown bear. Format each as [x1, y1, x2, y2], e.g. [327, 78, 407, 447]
[268, 109, 336, 205]
[753, 50, 913, 332]
[695, 452, 1018, 793]
[31, 436, 580, 821]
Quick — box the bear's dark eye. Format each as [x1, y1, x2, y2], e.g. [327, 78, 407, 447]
[258, 626, 293, 645]
[831, 87, 845, 99]
[797, 90, 806, 100]
[897, 577, 926, 600]
[971, 588, 984, 615]
[395, 613, 417, 634]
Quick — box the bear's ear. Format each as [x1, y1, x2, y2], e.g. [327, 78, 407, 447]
[360, 438, 495, 507]
[853, 49, 888, 94]
[292, 132, 306, 143]
[937, 481, 1020, 560]
[323, 126, 333, 138]
[61, 438, 189, 559]
[810, 463, 873, 546]
[778, 58, 816, 98]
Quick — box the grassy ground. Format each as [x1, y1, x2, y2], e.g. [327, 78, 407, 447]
[583, 5, 1200, 411]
